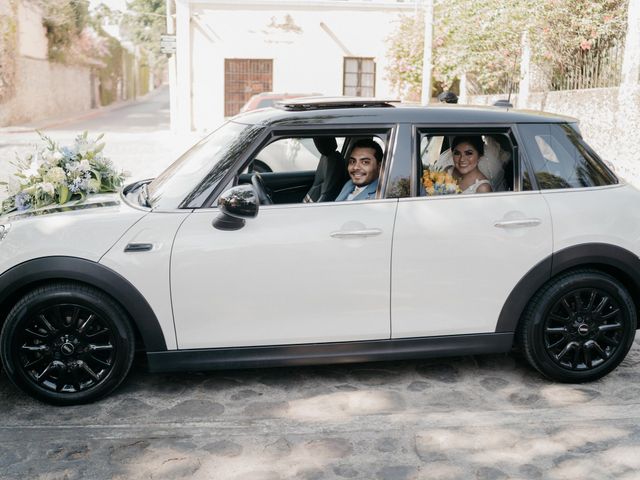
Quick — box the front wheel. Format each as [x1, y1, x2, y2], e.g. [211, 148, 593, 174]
[0, 282, 135, 405]
[518, 270, 636, 383]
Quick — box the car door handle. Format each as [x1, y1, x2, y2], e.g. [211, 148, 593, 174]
[330, 228, 383, 238]
[494, 218, 542, 228]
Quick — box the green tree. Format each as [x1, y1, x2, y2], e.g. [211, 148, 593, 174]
[386, 0, 628, 98]
[119, 0, 167, 81]
[33, 0, 91, 62]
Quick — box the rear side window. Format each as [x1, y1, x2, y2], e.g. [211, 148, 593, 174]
[519, 123, 617, 189]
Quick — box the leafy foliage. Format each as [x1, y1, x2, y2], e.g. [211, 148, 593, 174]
[386, 12, 425, 101]
[0, 0, 18, 102]
[119, 0, 167, 78]
[386, 0, 629, 97]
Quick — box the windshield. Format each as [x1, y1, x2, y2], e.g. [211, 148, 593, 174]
[147, 121, 263, 209]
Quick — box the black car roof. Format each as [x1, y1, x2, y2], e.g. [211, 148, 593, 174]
[233, 103, 577, 127]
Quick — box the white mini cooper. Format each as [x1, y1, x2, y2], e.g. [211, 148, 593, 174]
[0, 98, 637, 405]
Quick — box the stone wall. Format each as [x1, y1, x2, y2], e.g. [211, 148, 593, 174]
[0, 56, 92, 127]
[467, 86, 640, 186]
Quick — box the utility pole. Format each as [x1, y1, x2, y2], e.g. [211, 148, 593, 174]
[420, 0, 434, 105]
[621, 0, 640, 87]
[166, 0, 178, 132]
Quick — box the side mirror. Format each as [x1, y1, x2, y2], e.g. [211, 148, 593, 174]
[213, 185, 259, 231]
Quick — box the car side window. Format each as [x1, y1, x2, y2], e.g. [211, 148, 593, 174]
[238, 131, 389, 205]
[415, 131, 515, 196]
[519, 123, 617, 189]
[247, 137, 345, 173]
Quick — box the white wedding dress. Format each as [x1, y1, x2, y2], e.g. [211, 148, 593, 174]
[461, 179, 491, 194]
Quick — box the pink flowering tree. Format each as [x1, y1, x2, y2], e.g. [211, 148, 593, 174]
[386, 0, 628, 98]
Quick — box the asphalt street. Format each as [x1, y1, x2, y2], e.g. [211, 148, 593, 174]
[1, 89, 640, 479]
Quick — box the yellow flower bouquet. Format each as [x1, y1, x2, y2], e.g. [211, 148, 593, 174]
[422, 166, 461, 196]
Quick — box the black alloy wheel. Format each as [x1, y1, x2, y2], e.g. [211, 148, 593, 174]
[519, 270, 636, 382]
[1, 283, 135, 405]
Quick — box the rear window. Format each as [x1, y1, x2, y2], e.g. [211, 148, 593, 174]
[519, 123, 617, 189]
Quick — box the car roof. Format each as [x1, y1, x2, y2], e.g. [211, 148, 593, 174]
[232, 102, 577, 127]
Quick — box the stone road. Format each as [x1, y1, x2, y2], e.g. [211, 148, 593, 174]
[1, 339, 640, 480]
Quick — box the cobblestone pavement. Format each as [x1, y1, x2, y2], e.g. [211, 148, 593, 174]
[1, 338, 640, 480]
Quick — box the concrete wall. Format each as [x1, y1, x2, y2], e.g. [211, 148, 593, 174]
[467, 86, 640, 186]
[0, 56, 92, 127]
[0, 0, 92, 127]
[187, 2, 414, 131]
[17, 0, 47, 59]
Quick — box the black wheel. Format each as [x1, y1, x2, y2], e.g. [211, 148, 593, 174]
[518, 270, 636, 382]
[0, 282, 135, 405]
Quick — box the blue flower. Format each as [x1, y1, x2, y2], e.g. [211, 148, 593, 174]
[60, 146, 77, 160]
[15, 192, 32, 211]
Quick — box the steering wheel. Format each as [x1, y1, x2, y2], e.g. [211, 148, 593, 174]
[251, 173, 273, 205]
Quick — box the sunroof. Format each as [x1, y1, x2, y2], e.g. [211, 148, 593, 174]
[275, 96, 400, 111]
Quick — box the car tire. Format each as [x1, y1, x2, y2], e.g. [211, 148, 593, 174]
[518, 269, 636, 383]
[0, 282, 135, 405]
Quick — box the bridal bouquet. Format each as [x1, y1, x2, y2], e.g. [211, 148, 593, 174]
[1, 131, 127, 214]
[422, 166, 460, 196]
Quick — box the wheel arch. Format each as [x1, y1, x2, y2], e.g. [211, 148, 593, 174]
[0, 256, 167, 352]
[497, 243, 640, 335]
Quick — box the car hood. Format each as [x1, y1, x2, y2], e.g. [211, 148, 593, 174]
[0, 192, 148, 273]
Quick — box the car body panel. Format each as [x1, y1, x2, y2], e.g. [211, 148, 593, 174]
[171, 200, 398, 349]
[542, 184, 640, 256]
[391, 191, 553, 337]
[100, 211, 192, 351]
[0, 194, 146, 272]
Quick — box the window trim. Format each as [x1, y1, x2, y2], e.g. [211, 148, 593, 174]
[201, 124, 398, 209]
[515, 122, 618, 191]
[411, 124, 524, 197]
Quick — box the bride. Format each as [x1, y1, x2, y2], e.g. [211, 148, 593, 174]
[450, 136, 492, 194]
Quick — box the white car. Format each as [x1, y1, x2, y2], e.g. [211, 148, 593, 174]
[0, 98, 637, 405]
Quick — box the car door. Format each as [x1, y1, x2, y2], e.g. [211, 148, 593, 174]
[170, 130, 397, 350]
[390, 127, 553, 338]
[171, 202, 396, 349]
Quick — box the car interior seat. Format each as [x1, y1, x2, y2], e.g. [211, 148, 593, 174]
[303, 137, 347, 202]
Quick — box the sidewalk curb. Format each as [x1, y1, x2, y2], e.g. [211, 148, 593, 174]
[0, 87, 167, 134]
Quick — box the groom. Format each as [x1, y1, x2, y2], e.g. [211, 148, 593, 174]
[335, 139, 383, 201]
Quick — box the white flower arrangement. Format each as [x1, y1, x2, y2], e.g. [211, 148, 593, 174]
[1, 131, 127, 214]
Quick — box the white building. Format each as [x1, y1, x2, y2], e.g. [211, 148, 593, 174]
[172, 0, 419, 132]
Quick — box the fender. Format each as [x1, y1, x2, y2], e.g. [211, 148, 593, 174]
[496, 243, 640, 333]
[0, 256, 167, 351]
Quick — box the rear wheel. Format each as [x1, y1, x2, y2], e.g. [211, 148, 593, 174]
[0, 283, 135, 405]
[518, 270, 636, 382]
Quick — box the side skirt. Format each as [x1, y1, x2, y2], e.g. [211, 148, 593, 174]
[147, 333, 514, 373]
